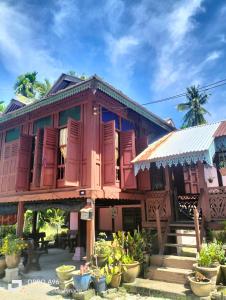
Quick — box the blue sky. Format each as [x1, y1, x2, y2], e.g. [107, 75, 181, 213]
[0, 0, 226, 127]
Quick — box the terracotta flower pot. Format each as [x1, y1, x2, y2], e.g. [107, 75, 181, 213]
[5, 254, 20, 269]
[188, 276, 214, 297]
[122, 261, 140, 283]
[110, 273, 122, 288]
[193, 263, 219, 286]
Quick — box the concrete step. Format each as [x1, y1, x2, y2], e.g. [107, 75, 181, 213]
[165, 243, 197, 248]
[150, 254, 196, 270]
[123, 278, 198, 299]
[167, 232, 196, 237]
[170, 223, 195, 228]
[146, 266, 192, 284]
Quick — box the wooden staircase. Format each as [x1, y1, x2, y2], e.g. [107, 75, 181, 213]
[146, 254, 195, 285]
[163, 222, 198, 255]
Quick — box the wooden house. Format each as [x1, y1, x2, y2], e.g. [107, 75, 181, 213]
[0, 74, 174, 258]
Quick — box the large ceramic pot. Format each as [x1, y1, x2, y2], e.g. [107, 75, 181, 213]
[110, 273, 122, 288]
[5, 254, 20, 269]
[73, 272, 91, 292]
[188, 276, 214, 297]
[56, 265, 76, 281]
[193, 263, 219, 285]
[122, 261, 140, 283]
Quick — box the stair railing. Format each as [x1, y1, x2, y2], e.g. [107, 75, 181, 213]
[194, 208, 201, 252]
[155, 208, 163, 252]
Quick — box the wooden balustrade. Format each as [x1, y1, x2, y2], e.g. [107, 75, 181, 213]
[208, 186, 226, 220]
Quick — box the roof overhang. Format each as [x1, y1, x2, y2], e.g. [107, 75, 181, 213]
[0, 76, 174, 132]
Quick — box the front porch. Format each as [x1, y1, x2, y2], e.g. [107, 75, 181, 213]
[133, 122, 226, 254]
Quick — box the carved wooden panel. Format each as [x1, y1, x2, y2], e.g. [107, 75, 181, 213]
[208, 187, 226, 219]
[145, 191, 168, 221]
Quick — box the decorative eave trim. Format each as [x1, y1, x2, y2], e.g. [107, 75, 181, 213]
[0, 76, 173, 132]
[134, 147, 215, 175]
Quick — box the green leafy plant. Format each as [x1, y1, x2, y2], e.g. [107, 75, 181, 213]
[94, 232, 112, 258]
[0, 234, 27, 255]
[198, 242, 225, 267]
[104, 264, 121, 285]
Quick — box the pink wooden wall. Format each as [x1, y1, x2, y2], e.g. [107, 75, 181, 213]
[98, 205, 141, 232]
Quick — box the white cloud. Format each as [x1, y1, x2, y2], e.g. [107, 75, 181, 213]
[52, 0, 79, 37]
[205, 51, 222, 62]
[0, 2, 62, 80]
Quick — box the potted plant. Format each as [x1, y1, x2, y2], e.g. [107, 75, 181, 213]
[0, 234, 27, 269]
[91, 267, 106, 293]
[73, 263, 91, 292]
[220, 256, 226, 284]
[93, 233, 112, 267]
[188, 271, 214, 297]
[193, 242, 224, 285]
[56, 265, 76, 281]
[121, 253, 140, 283]
[104, 264, 122, 288]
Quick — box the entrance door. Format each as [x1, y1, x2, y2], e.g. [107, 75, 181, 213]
[172, 165, 200, 221]
[122, 207, 141, 231]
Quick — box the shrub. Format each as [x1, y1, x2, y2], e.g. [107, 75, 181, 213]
[198, 242, 225, 267]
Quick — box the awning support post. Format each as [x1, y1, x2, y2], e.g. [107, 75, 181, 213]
[16, 201, 25, 237]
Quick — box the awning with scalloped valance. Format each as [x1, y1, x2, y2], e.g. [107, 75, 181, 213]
[133, 122, 221, 175]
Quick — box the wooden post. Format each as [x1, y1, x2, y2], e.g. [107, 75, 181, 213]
[16, 201, 25, 237]
[86, 199, 95, 261]
[194, 208, 201, 252]
[32, 211, 38, 235]
[197, 162, 211, 222]
[155, 208, 163, 251]
[164, 166, 172, 219]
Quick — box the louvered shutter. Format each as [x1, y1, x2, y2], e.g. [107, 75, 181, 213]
[16, 135, 33, 191]
[64, 119, 82, 186]
[136, 136, 151, 190]
[40, 128, 58, 188]
[120, 130, 137, 189]
[102, 121, 116, 186]
[32, 129, 44, 187]
[183, 166, 199, 194]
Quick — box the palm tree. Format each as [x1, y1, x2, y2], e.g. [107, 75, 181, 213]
[35, 79, 52, 98]
[177, 86, 210, 128]
[14, 71, 38, 98]
[0, 101, 5, 113]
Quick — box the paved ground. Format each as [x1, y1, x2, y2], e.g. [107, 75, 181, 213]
[0, 249, 170, 300]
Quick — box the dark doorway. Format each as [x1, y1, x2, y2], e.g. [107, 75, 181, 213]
[122, 207, 141, 231]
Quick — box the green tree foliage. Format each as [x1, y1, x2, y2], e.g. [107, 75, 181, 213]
[67, 70, 88, 80]
[14, 72, 52, 99]
[177, 86, 210, 128]
[35, 78, 51, 98]
[0, 101, 5, 113]
[14, 71, 38, 98]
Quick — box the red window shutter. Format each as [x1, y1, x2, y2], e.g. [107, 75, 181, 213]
[102, 121, 116, 186]
[120, 130, 137, 189]
[32, 129, 44, 187]
[40, 128, 58, 188]
[136, 136, 151, 191]
[64, 119, 82, 186]
[16, 135, 33, 191]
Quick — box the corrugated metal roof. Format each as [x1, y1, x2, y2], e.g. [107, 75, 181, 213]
[133, 122, 221, 164]
[213, 121, 226, 137]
